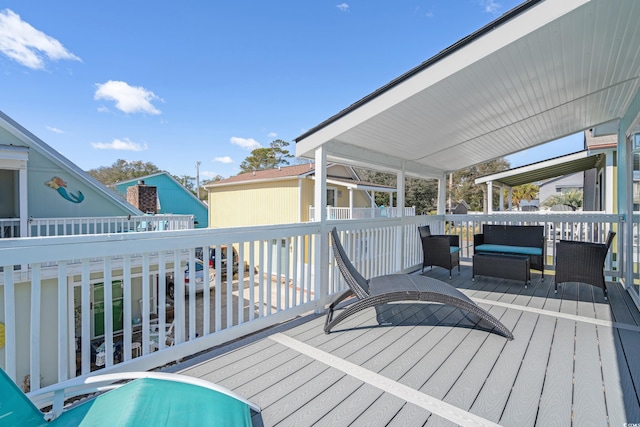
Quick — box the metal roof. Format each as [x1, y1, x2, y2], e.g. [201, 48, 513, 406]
[295, 0, 640, 179]
[474, 150, 601, 187]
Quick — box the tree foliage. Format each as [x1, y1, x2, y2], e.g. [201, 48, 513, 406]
[511, 183, 539, 208]
[542, 189, 583, 210]
[355, 169, 438, 214]
[239, 139, 294, 173]
[451, 158, 511, 211]
[88, 159, 161, 186]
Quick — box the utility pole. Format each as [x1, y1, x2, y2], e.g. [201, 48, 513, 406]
[196, 161, 201, 199]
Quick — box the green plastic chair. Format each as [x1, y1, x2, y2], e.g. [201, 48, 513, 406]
[0, 369, 259, 426]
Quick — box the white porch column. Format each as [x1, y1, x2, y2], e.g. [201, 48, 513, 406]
[605, 153, 615, 214]
[619, 131, 633, 290]
[508, 187, 513, 211]
[486, 181, 493, 214]
[19, 166, 28, 237]
[437, 176, 446, 215]
[313, 146, 329, 312]
[349, 188, 354, 219]
[396, 167, 405, 272]
[396, 169, 405, 217]
[499, 185, 504, 211]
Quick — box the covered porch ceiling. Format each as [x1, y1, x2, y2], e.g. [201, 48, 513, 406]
[295, 0, 640, 180]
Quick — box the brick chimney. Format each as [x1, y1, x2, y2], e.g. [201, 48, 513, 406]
[126, 180, 157, 213]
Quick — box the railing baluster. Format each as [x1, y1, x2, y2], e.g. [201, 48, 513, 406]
[104, 257, 113, 368]
[80, 260, 90, 375]
[58, 263, 69, 382]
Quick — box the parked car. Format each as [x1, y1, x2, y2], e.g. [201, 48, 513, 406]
[167, 245, 239, 298]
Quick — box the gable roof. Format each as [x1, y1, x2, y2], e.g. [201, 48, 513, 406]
[0, 111, 142, 215]
[205, 163, 395, 191]
[294, 0, 640, 178]
[207, 164, 316, 187]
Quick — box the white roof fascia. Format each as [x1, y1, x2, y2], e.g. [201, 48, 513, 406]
[295, 0, 590, 158]
[475, 150, 591, 184]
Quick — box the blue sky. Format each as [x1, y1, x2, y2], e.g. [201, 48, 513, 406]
[0, 1, 583, 181]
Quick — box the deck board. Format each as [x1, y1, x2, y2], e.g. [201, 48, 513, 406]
[573, 321, 608, 426]
[499, 314, 555, 427]
[277, 374, 363, 426]
[608, 280, 640, 326]
[435, 308, 520, 416]
[385, 403, 431, 426]
[357, 397, 418, 426]
[536, 317, 574, 427]
[469, 310, 539, 423]
[598, 326, 639, 426]
[313, 383, 384, 427]
[165, 265, 640, 427]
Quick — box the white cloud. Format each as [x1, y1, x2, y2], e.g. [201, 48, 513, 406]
[230, 136, 261, 151]
[336, 3, 350, 12]
[267, 132, 278, 138]
[0, 9, 81, 70]
[94, 80, 162, 115]
[201, 171, 222, 179]
[46, 126, 63, 134]
[480, 0, 501, 15]
[91, 137, 147, 151]
[213, 156, 233, 164]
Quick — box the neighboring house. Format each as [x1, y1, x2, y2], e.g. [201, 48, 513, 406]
[0, 112, 194, 345]
[205, 163, 401, 228]
[0, 111, 143, 237]
[475, 130, 616, 213]
[114, 172, 208, 228]
[538, 172, 584, 207]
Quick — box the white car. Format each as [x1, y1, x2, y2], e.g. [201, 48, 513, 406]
[167, 246, 239, 298]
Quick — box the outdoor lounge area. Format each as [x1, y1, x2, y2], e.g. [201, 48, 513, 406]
[3, 0, 640, 425]
[163, 262, 640, 426]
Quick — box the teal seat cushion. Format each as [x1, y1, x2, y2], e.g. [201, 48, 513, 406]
[450, 247, 460, 254]
[52, 378, 252, 427]
[0, 368, 48, 427]
[475, 244, 541, 256]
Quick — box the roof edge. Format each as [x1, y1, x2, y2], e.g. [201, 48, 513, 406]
[294, 0, 545, 143]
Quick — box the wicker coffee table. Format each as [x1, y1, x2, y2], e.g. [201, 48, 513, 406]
[473, 253, 530, 288]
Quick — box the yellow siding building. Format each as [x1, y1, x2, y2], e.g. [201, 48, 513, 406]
[206, 163, 389, 228]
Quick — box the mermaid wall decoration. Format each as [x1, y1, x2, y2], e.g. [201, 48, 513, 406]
[45, 176, 85, 204]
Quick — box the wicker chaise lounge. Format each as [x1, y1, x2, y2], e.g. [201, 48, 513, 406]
[325, 227, 513, 340]
[555, 231, 616, 300]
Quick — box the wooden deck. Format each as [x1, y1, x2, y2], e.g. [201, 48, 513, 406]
[166, 263, 640, 426]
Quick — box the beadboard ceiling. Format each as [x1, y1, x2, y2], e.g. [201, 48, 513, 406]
[296, 0, 640, 179]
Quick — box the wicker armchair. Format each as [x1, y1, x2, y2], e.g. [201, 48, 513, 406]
[418, 225, 460, 278]
[555, 231, 615, 299]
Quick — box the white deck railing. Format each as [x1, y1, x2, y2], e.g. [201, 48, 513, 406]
[309, 206, 415, 221]
[0, 218, 19, 238]
[27, 214, 194, 237]
[0, 212, 633, 404]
